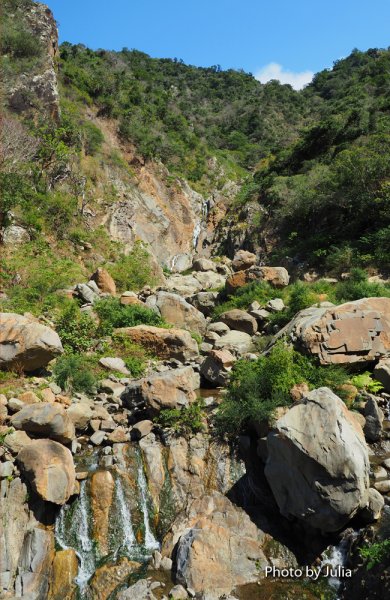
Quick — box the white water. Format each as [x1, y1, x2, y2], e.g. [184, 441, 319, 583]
[137, 461, 159, 551]
[192, 221, 202, 250]
[55, 481, 96, 589]
[320, 531, 358, 596]
[115, 475, 136, 551]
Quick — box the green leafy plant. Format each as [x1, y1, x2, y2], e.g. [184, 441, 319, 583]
[350, 372, 384, 394]
[55, 302, 98, 352]
[95, 297, 164, 335]
[360, 538, 390, 570]
[157, 400, 205, 435]
[53, 354, 97, 393]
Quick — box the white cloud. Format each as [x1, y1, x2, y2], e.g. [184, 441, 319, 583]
[255, 62, 314, 90]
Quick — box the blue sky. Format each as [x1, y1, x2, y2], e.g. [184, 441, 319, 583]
[46, 0, 390, 89]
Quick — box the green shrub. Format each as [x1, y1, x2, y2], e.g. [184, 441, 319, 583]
[1, 28, 42, 59]
[53, 354, 97, 393]
[213, 281, 276, 318]
[350, 372, 383, 394]
[360, 539, 390, 570]
[108, 242, 156, 292]
[111, 333, 151, 377]
[55, 303, 98, 353]
[215, 341, 349, 437]
[95, 297, 163, 334]
[82, 121, 104, 155]
[334, 268, 390, 303]
[157, 400, 205, 435]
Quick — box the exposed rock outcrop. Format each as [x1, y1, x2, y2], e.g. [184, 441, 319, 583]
[0, 313, 63, 372]
[274, 297, 390, 365]
[265, 387, 370, 532]
[115, 325, 199, 361]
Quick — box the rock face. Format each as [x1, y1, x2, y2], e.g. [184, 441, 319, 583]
[0, 313, 63, 371]
[11, 403, 75, 444]
[91, 267, 116, 295]
[115, 325, 199, 361]
[363, 396, 384, 442]
[275, 297, 390, 365]
[265, 388, 370, 532]
[90, 470, 115, 556]
[49, 549, 78, 600]
[165, 492, 267, 599]
[15, 527, 54, 600]
[122, 366, 198, 418]
[155, 292, 207, 335]
[374, 357, 390, 392]
[17, 439, 76, 504]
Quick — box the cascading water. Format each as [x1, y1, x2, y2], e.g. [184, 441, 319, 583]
[137, 460, 159, 551]
[320, 530, 358, 597]
[115, 474, 136, 551]
[55, 480, 96, 589]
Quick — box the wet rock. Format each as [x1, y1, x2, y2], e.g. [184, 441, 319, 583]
[156, 291, 207, 335]
[90, 267, 116, 295]
[214, 330, 253, 355]
[265, 388, 370, 532]
[374, 357, 390, 392]
[232, 250, 256, 272]
[11, 403, 75, 444]
[219, 309, 258, 335]
[115, 325, 199, 361]
[90, 470, 115, 556]
[0, 312, 63, 372]
[167, 492, 267, 599]
[122, 366, 198, 418]
[364, 396, 384, 442]
[99, 357, 130, 375]
[200, 349, 236, 386]
[89, 557, 141, 600]
[139, 433, 165, 510]
[49, 548, 78, 600]
[17, 439, 76, 504]
[273, 298, 390, 365]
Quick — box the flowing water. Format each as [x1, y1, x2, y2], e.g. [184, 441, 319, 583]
[137, 459, 159, 551]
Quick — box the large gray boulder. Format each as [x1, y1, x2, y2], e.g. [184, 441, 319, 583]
[155, 291, 207, 335]
[122, 366, 199, 418]
[265, 387, 370, 532]
[274, 298, 390, 365]
[17, 439, 76, 505]
[11, 403, 75, 444]
[0, 313, 63, 372]
[214, 330, 253, 355]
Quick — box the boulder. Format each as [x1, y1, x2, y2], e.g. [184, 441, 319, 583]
[74, 282, 100, 304]
[17, 439, 76, 504]
[265, 388, 370, 532]
[66, 402, 94, 430]
[163, 274, 203, 296]
[266, 298, 285, 312]
[232, 250, 256, 272]
[193, 270, 226, 290]
[226, 266, 289, 294]
[192, 257, 217, 272]
[364, 396, 384, 442]
[90, 470, 115, 555]
[374, 358, 390, 392]
[214, 330, 253, 355]
[359, 488, 384, 523]
[156, 292, 207, 335]
[0, 313, 63, 372]
[90, 267, 116, 295]
[3, 430, 32, 454]
[200, 349, 236, 387]
[165, 492, 267, 599]
[219, 309, 258, 335]
[11, 403, 75, 444]
[120, 291, 143, 306]
[132, 420, 153, 440]
[99, 357, 130, 375]
[274, 298, 390, 365]
[207, 322, 230, 335]
[1, 225, 30, 246]
[114, 325, 199, 362]
[122, 366, 198, 418]
[89, 558, 140, 600]
[190, 292, 219, 316]
[118, 579, 157, 600]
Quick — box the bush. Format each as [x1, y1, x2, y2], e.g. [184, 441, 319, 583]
[334, 268, 390, 303]
[53, 354, 97, 393]
[360, 539, 390, 570]
[157, 400, 205, 435]
[215, 341, 349, 437]
[111, 332, 150, 377]
[108, 242, 156, 292]
[95, 297, 164, 334]
[55, 303, 98, 352]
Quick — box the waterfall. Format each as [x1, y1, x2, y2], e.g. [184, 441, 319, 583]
[55, 481, 96, 589]
[137, 461, 159, 551]
[192, 221, 202, 250]
[115, 475, 136, 551]
[320, 530, 358, 596]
